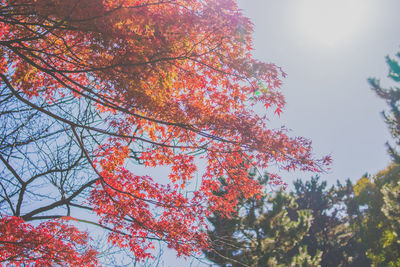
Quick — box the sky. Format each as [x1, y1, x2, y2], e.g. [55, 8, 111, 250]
[236, 0, 400, 186]
[159, 0, 400, 266]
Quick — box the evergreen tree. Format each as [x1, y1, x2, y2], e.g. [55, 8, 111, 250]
[204, 171, 321, 267]
[369, 53, 400, 163]
[293, 176, 369, 266]
[352, 165, 400, 266]
[365, 50, 400, 266]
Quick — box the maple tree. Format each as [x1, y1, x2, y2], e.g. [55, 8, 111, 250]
[0, 0, 328, 264]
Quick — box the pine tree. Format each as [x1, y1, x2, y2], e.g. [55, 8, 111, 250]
[366, 51, 400, 266]
[369, 53, 400, 163]
[204, 171, 321, 267]
[352, 165, 400, 266]
[293, 176, 369, 266]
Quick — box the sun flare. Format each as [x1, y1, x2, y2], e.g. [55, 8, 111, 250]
[292, 0, 374, 47]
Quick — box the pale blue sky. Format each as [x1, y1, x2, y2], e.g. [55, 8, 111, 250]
[157, 1, 400, 265]
[237, 0, 400, 185]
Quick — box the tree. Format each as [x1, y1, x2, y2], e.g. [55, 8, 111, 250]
[0, 0, 328, 265]
[293, 176, 369, 267]
[365, 50, 400, 266]
[380, 172, 400, 267]
[369, 52, 400, 163]
[351, 165, 400, 266]
[204, 172, 321, 267]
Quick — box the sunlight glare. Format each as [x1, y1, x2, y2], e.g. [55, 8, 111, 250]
[292, 0, 374, 47]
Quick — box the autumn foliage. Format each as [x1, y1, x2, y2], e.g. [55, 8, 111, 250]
[0, 0, 327, 264]
[0, 216, 97, 265]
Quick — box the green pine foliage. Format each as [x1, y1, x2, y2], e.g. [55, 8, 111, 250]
[292, 176, 368, 267]
[352, 165, 400, 267]
[364, 50, 400, 266]
[204, 171, 320, 267]
[369, 53, 400, 163]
